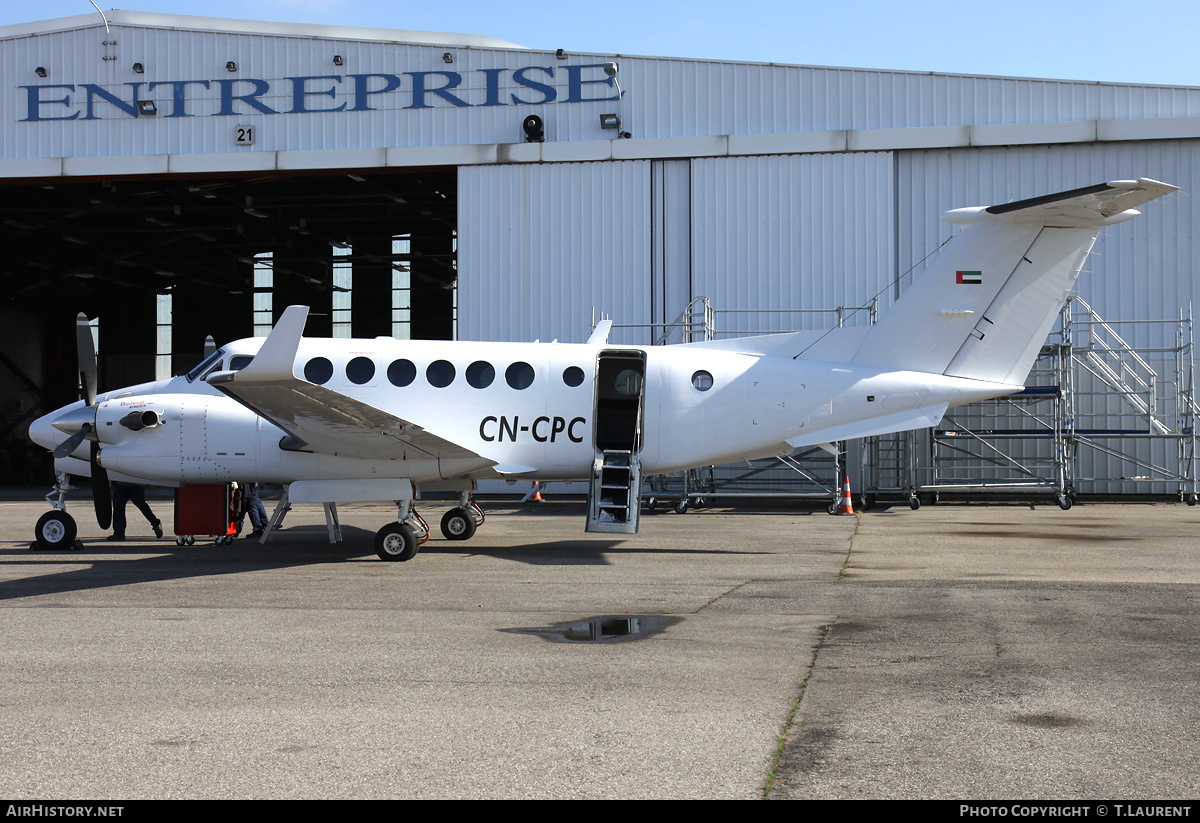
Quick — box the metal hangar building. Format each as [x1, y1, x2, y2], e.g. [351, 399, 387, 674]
[3, 10, 1198, 497]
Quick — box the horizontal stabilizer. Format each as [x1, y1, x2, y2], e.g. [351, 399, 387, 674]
[946, 178, 1179, 228]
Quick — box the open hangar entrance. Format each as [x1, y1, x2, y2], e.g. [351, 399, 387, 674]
[1, 166, 458, 483]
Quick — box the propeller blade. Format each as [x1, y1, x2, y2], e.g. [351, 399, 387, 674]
[91, 441, 112, 530]
[75, 312, 97, 407]
[51, 422, 92, 459]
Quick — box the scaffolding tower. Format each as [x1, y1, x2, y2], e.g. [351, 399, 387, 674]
[862, 297, 1198, 507]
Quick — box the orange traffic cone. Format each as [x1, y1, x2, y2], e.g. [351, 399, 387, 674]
[839, 476, 855, 515]
[531, 481, 543, 502]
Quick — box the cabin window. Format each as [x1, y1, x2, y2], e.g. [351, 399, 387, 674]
[387, 359, 416, 387]
[466, 361, 495, 389]
[506, 362, 535, 390]
[346, 356, 375, 385]
[304, 357, 334, 385]
[691, 370, 714, 391]
[427, 360, 456, 388]
[563, 366, 585, 387]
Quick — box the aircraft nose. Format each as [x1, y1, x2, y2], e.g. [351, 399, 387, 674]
[48, 403, 95, 436]
[29, 401, 88, 451]
[29, 409, 64, 451]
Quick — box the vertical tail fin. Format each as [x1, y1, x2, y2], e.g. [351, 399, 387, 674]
[851, 179, 1178, 385]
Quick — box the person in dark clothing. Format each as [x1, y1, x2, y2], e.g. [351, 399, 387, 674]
[108, 482, 164, 540]
[240, 482, 268, 539]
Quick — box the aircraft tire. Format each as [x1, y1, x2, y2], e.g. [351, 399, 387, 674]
[376, 523, 419, 561]
[440, 508, 477, 541]
[35, 511, 77, 550]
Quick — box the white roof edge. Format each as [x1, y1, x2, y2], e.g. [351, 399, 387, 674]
[2, 114, 1196, 181]
[1, 11, 1195, 90]
[0, 9, 529, 50]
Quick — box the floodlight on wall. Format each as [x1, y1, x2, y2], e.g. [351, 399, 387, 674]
[522, 114, 545, 143]
[442, 52, 454, 64]
[556, 48, 567, 59]
[137, 100, 157, 116]
[599, 113, 621, 130]
[332, 55, 344, 66]
[34, 66, 47, 77]
[132, 62, 144, 74]
[226, 61, 237, 72]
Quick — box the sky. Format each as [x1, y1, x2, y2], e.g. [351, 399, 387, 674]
[8, 0, 1199, 87]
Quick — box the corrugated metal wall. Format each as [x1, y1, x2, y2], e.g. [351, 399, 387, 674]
[690, 152, 894, 334]
[457, 160, 652, 345]
[459, 153, 896, 345]
[8, 20, 1200, 160]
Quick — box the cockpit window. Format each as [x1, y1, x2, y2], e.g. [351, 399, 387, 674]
[229, 355, 254, 371]
[185, 349, 225, 382]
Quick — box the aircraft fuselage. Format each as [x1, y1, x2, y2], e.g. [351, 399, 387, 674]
[38, 336, 1017, 488]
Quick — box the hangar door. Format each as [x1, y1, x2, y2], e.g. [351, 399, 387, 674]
[689, 152, 895, 334]
[457, 161, 652, 344]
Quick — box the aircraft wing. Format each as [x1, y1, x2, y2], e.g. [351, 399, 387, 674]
[207, 307, 494, 466]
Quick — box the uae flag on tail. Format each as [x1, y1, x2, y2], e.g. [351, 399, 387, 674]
[956, 270, 982, 285]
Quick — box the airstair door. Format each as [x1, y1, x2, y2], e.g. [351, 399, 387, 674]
[587, 350, 646, 534]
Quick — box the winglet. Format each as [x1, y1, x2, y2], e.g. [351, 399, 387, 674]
[216, 305, 309, 384]
[587, 319, 613, 345]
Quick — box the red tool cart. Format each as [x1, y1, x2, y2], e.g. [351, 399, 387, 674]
[174, 484, 240, 545]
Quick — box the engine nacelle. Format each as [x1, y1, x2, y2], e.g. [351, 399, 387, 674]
[96, 393, 261, 483]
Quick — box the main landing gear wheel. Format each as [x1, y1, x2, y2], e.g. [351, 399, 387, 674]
[376, 523, 419, 561]
[34, 511, 77, 550]
[440, 508, 477, 541]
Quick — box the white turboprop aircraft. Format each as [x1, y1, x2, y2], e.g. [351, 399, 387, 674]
[29, 178, 1177, 560]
